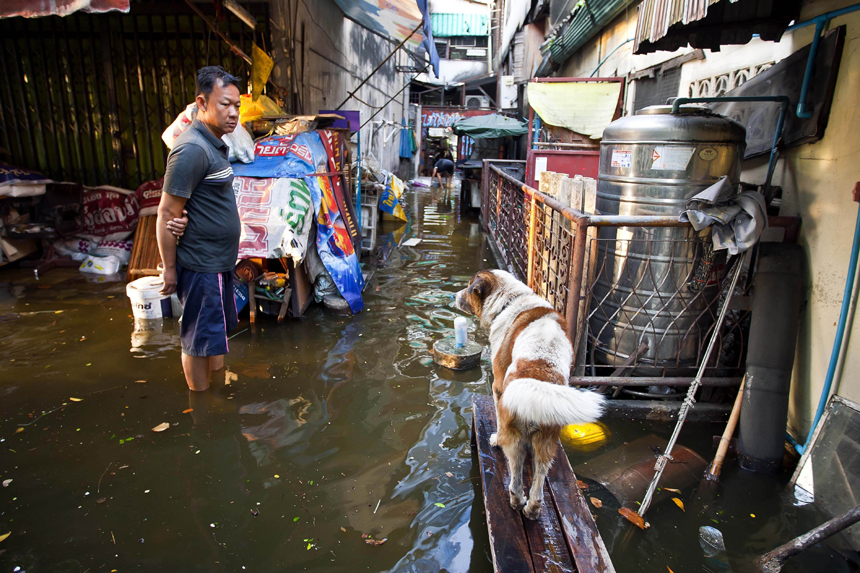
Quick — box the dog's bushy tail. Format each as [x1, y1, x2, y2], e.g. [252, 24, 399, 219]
[502, 379, 605, 426]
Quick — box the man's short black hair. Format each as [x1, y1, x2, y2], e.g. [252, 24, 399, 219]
[196, 66, 241, 98]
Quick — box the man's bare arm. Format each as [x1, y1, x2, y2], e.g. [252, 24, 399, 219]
[156, 193, 188, 296]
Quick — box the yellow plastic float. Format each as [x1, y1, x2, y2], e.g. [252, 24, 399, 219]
[561, 422, 611, 453]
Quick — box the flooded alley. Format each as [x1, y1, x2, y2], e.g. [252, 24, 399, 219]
[3, 0, 860, 570]
[1, 184, 853, 573]
[1, 182, 498, 572]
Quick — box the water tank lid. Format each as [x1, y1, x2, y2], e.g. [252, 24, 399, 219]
[636, 104, 713, 116]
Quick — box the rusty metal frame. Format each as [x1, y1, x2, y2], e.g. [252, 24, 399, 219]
[482, 161, 746, 380]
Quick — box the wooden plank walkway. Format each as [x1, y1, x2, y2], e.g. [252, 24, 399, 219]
[471, 395, 615, 573]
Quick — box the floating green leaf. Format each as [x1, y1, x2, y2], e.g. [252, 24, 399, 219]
[434, 503, 445, 508]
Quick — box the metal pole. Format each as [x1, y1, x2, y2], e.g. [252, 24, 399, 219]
[184, 0, 251, 64]
[357, 128, 362, 229]
[336, 20, 423, 111]
[638, 258, 745, 518]
[786, 3, 860, 119]
[361, 65, 429, 129]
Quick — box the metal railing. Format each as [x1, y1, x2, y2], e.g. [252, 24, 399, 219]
[481, 161, 747, 383]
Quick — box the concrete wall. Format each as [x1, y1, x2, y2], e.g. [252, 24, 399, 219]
[269, 0, 412, 173]
[774, 1, 860, 439]
[548, 0, 860, 437]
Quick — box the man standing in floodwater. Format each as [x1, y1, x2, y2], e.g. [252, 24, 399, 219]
[156, 66, 242, 392]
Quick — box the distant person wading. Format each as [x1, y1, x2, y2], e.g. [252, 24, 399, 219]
[432, 151, 455, 188]
[156, 66, 243, 392]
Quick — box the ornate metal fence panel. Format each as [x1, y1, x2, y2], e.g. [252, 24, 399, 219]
[530, 196, 574, 317]
[484, 164, 529, 281]
[0, 3, 269, 190]
[584, 235, 747, 376]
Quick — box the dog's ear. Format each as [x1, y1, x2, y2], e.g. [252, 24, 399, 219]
[469, 274, 490, 300]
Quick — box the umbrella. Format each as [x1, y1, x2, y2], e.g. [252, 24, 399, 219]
[451, 114, 527, 139]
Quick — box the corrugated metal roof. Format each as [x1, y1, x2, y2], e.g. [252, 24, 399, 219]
[548, 0, 638, 68]
[633, 0, 800, 55]
[431, 13, 489, 37]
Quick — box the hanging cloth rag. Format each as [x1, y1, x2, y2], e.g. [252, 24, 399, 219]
[680, 176, 768, 255]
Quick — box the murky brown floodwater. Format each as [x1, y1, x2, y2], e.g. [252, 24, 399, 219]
[0, 181, 853, 573]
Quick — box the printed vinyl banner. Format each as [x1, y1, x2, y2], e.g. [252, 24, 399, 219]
[379, 174, 408, 221]
[232, 177, 314, 263]
[232, 132, 365, 314]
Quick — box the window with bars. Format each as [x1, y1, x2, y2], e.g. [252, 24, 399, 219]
[449, 36, 488, 47]
[448, 36, 488, 61]
[633, 67, 682, 112]
[436, 36, 488, 61]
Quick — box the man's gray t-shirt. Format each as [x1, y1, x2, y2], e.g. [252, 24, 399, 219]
[163, 119, 241, 274]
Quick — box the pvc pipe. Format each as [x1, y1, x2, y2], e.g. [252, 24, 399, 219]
[786, 3, 860, 31]
[590, 38, 634, 77]
[795, 20, 824, 119]
[786, 3, 860, 119]
[797, 197, 860, 454]
[738, 243, 805, 473]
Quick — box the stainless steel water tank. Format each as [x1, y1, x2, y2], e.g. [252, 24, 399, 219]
[590, 105, 746, 373]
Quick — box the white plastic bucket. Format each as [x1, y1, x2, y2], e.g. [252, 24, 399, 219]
[126, 276, 175, 319]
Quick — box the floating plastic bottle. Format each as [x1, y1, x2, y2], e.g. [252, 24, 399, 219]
[454, 317, 467, 347]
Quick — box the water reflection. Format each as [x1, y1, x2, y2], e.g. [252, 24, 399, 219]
[0, 180, 499, 572]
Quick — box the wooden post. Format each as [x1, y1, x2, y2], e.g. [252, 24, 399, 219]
[567, 223, 588, 343]
[757, 504, 860, 573]
[527, 194, 537, 291]
[481, 160, 491, 231]
[707, 376, 746, 479]
[576, 177, 598, 361]
[248, 278, 257, 326]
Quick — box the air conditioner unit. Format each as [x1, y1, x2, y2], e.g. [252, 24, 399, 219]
[465, 95, 490, 109]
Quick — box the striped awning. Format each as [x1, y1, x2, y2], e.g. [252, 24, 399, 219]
[634, 0, 801, 55]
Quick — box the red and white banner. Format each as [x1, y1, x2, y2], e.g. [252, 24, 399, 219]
[80, 185, 139, 242]
[233, 176, 314, 261]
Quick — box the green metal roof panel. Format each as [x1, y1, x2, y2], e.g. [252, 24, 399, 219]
[430, 13, 489, 36]
[549, 0, 638, 65]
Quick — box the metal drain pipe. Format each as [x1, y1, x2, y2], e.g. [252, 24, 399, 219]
[737, 243, 806, 473]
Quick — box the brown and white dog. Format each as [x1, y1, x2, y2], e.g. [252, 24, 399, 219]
[455, 269, 604, 520]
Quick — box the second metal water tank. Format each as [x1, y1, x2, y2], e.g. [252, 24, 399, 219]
[590, 105, 746, 373]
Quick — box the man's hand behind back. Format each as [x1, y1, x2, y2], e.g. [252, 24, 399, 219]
[167, 210, 189, 238]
